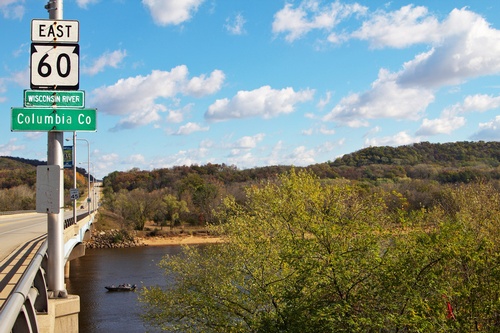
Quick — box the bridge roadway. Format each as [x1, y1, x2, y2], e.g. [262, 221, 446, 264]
[0, 209, 95, 332]
[0, 210, 84, 263]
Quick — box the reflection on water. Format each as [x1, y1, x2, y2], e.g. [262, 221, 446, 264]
[66, 246, 183, 333]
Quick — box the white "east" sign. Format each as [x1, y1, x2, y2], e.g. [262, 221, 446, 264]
[31, 19, 79, 43]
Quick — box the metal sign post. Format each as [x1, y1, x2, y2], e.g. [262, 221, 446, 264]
[46, 0, 67, 299]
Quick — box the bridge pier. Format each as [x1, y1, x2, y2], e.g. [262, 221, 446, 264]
[37, 295, 80, 333]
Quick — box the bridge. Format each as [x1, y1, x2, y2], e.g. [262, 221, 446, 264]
[0, 209, 95, 333]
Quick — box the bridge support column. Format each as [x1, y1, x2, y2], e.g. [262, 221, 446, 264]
[37, 295, 80, 333]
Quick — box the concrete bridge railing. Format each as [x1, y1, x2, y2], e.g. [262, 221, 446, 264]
[0, 212, 94, 333]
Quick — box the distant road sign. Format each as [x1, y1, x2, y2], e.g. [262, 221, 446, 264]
[24, 90, 85, 108]
[70, 188, 79, 200]
[30, 43, 79, 90]
[11, 107, 97, 132]
[31, 19, 79, 43]
[64, 145, 73, 168]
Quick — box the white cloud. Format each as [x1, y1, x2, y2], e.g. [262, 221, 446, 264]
[225, 13, 246, 35]
[205, 85, 314, 122]
[90, 65, 224, 130]
[142, 0, 204, 26]
[186, 69, 225, 97]
[166, 110, 184, 123]
[302, 126, 335, 135]
[416, 93, 500, 136]
[95, 152, 119, 178]
[266, 140, 341, 167]
[319, 126, 335, 135]
[282, 146, 316, 166]
[323, 68, 434, 126]
[325, 7, 500, 128]
[302, 128, 313, 136]
[351, 5, 440, 48]
[126, 154, 146, 165]
[25, 132, 44, 140]
[227, 152, 256, 168]
[0, 138, 24, 155]
[173, 122, 209, 135]
[0, 78, 6, 101]
[99, 153, 118, 164]
[9, 68, 29, 88]
[272, 0, 367, 42]
[83, 49, 127, 76]
[317, 91, 332, 109]
[397, 8, 500, 88]
[0, 68, 28, 101]
[149, 147, 211, 169]
[416, 115, 466, 136]
[233, 133, 265, 149]
[0, 0, 24, 20]
[76, 0, 99, 9]
[471, 116, 500, 140]
[365, 131, 419, 147]
[458, 94, 500, 113]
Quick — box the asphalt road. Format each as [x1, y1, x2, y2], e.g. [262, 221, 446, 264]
[0, 185, 101, 262]
[0, 210, 80, 262]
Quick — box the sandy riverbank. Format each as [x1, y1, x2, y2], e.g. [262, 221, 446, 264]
[138, 235, 224, 246]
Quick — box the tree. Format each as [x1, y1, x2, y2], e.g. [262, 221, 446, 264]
[139, 169, 395, 332]
[139, 171, 500, 332]
[152, 193, 189, 229]
[112, 188, 159, 230]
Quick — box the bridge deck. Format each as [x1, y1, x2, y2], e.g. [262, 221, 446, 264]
[0, 234, 46, 311]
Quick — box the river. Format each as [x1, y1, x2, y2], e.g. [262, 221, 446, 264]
[66, 245, 183, 333]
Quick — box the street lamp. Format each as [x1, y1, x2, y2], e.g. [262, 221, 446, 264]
[65, 133, 77, 224]
[67, 137, 91, 214]
[80, 162, 94, 211]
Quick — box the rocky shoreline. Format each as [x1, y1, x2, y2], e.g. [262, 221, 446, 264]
[84, 229, 145, 249]
[84, 229, 223, 249]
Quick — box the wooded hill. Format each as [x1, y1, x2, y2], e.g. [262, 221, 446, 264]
[103, 141, 500, 194]
[0, 156, 89, 211]
[94, 141, 500, 229]
[3, 141, 500, 213]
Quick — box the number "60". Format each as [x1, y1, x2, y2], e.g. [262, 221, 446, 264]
[30, 43, 79, 89]
[38, 53, 71, 78]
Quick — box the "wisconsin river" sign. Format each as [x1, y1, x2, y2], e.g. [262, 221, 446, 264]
[24, 90, 85, 108]
[11, 107, 96, 131]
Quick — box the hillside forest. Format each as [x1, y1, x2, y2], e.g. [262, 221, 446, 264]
[0, 156, 89, 212]
[2, 141, 500, 221]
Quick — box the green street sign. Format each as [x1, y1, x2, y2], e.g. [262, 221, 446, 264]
[24, 90, 85, 108]
[11, 107, 97, 132]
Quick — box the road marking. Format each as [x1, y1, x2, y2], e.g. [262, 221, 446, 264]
[0, 221, 45, 236]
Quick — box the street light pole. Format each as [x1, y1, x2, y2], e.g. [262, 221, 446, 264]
[80, 162, 95, 211]
[71, 133, 77, 221]
[76, 138, 91, 214]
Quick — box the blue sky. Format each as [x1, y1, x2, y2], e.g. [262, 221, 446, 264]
[2, 1, 500, 178]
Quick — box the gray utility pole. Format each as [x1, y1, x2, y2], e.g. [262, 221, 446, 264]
[46, 0, 67, 298]
[72, 132, 77, 225]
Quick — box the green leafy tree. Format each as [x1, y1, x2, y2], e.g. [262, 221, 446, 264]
[152, 193, 189, 229]
[140, 170, 394, 332]
[136, 172, 500, 332]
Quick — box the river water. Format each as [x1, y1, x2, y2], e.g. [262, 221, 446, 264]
[66, 245, 183, 333]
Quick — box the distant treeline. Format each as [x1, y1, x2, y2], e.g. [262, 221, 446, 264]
[3, 141, 500, 214]
[103, 141, 500, 194]
[96, 141, 500, 229]
[0, 156, 90, 211]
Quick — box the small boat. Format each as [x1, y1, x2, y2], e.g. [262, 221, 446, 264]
[105, 283, 137, 292]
